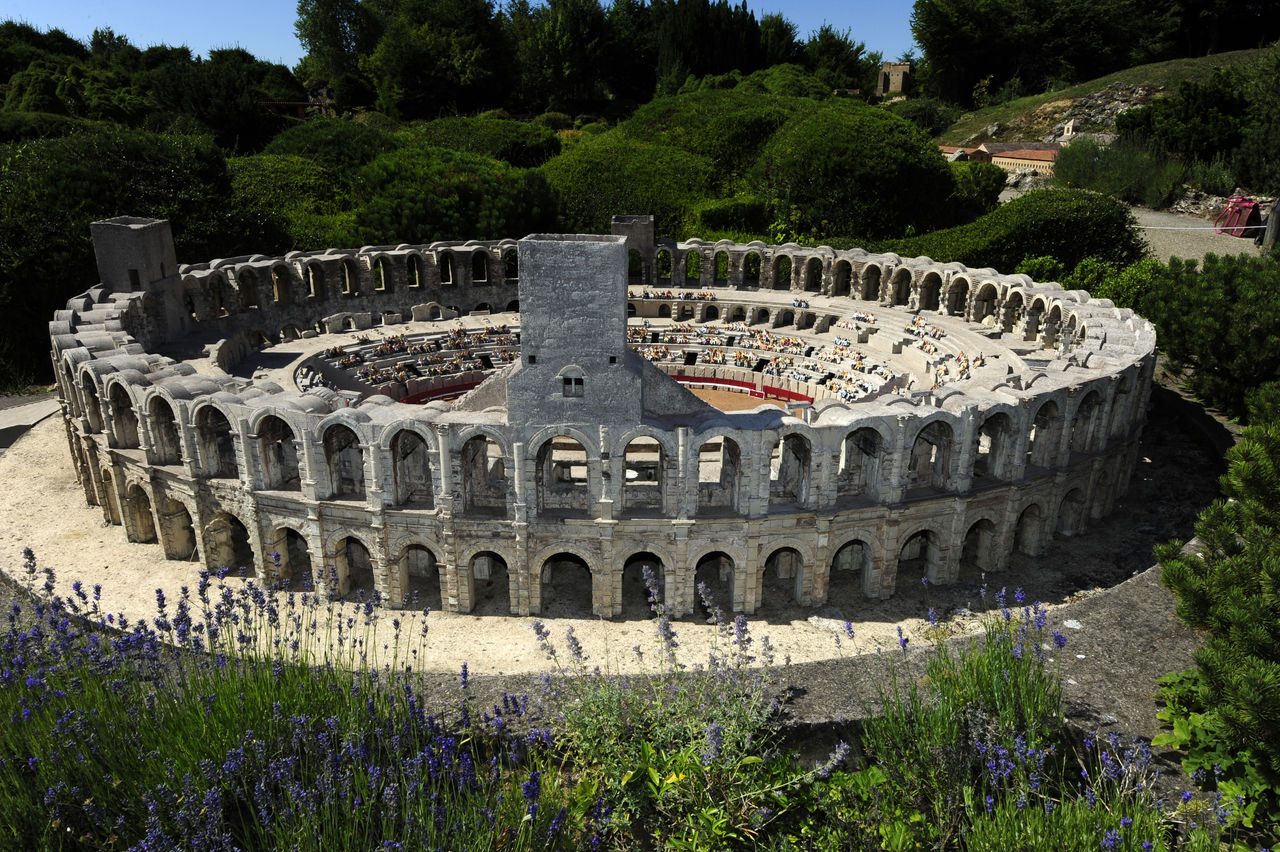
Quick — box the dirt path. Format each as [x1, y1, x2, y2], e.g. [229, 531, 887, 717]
[1130, 206, 1264, 264]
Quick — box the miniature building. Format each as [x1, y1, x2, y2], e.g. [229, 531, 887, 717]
[50, 215, 1156, 619]
[876, 62, 912, 98]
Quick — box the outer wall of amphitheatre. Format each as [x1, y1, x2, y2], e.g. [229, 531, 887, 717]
[50, 215, 1156, 619]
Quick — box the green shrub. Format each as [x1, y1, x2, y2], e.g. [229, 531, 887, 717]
[752, 100, 955, 240]
[533, 111, 573, 130]
[1015, 255, 1066, 283]
[691, 195, 769, 233]
[401, 116, 561, 167]
[875, 188, 1148, 273]
[228, 153, 350, 251]
[1055, 136, 1186, 208]
[946, 160, 1006, 224]
[263, 118, 400, 171]
[735, 63, 830, 98]
[1090, 257, 1166, 311]
[0, 110, 85, 142]
[1062, 256, 1118, 293]
[884, 96, 961, 136]
[351, 146, 555, 245]
[540, 133, 713, 236]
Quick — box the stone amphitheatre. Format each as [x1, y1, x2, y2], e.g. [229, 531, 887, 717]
[47, 214, 1155, 622]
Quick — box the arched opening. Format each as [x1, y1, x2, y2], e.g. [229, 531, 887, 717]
[829, 540, 870, 607]
[506, 299, 520, 313]
[778, 309, 795, 327]
[205, 511, 254, 573]
[890, 269, 911, 306]
[658, 304, 672, 319]
[918, 273, 942, 311]
[837, 427, 882, 500]
[697, 437, 740, 515]
[82, 380, 103, 433]
[281, 324, 302, 341]
[1070, 391, 1102, 454]
[1057, 488, 1086, 535]
[685, 250, 702, 282]
[471, 251, 489, 284]
[832, 260, 852, 298]
[333, 536, 375, 599]
[744, 252, 761, 284]
[268, 527, 312, 589]
[714, 251, 729, 282]
[1041, 304, 1063, 349]
[804, 257, 823, 292]
[622, 437, 664, 517]
[945, 280, 969, 316]
[1027, 401, 1061, 468]
[960, 519, 997, 582]
[1023, 298, 1046, 341]
[1108, 375, 1133, 437]
[973, 413, 1013, 481]
[341, 258, 359, 296]
[972, 283, 998, 324]
[536, 436, 590, 518]
[627, 302, 637, 317]
[400, 544, 441, 609]
[473, 302, 493, 314]
[694, 551, 735, 618]
[860, 266, 881, 301]
[258, 416, 300, 491]
[373, 256, 393, 292]
[908, 421, 953, 492]
[461, 435, 506, 515]
[195, 407, 238, 479]
[237, 268, 259, 310]
[109, 384, 140, 449]
[621, 551, 664, 618]
[768, 434, 811, 509]
[210, 273, 230, 316]
[272, 266, 292, 305]
[438, 252, 455, 286]
[149, 397, 182, 465]
[503, 249, 518, 280]
[897, 529, 940, 590]
[158, 497, 197, 561]
[469, 551, 510, 615]
[304, 263, 324, 300]
[1014, 504, 1044, 556]
[753, 307, 770, 325]
[342, 316, 356, 331]
[540, 552, 594, 616]
[677, 303, 695, 321]
[392, 430, 434, 507]
[729, 306, 746, 323]
[761, 547, 804, 607]
[408, 253, 426, 288]
[705, 305, 720, 321]
[123, 483, 157, 543]
[628, 248, 645, 283]
[772, 255, 793, 291]
[1002, 291, 1024, 335]
[323, 424, 365, 498]
[656, 249, 672, 280]
[100, 469, 122, 525]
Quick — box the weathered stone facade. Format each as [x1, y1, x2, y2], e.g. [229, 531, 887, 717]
[50, 216, 1156, 618]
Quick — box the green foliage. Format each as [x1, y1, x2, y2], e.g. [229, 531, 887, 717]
[401, 116, 561, 167]
[1090, 257, 1165, 311]
[0, 110, 85, 143]
[1246, 382, 1280, 427]
[946, 160, 1005, 223]
[540, 132, 713, 236]
[735, 63, 829, 99]
[350, 146, 554, 246]
[753, 100, 955, 240]
[884, 96, 961, 136]
[1136, 254, 1280, 417]
[876, 188, 1148, 273]
[263, 118, 400, 170]
[1062, 256, 1118, 293]
[1117, 69, 1248, 164]
[1015, 255, 1067, 282]
[1054, 136, 1186, 208]
[228, 153, 350, 251]
[691, 195, 769, 233]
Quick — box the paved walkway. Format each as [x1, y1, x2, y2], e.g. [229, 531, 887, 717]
[0, 394, 60, 451]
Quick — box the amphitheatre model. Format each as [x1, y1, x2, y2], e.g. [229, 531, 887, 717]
[49, 215, 1156, 618]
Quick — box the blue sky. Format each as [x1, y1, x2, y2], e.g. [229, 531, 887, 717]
[3, 0, 917, 69]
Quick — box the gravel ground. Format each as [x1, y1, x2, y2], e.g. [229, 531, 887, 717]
[1131, 206, 1265, 264]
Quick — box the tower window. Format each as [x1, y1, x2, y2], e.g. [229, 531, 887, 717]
[563, 376, 584, 398]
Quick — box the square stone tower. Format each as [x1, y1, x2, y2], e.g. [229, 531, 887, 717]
[505, 234, 643, 427]
[90, 216, 178, 294]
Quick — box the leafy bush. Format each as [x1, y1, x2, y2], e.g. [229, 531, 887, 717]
[0, 110, 85, 142]
[533, 111, 573, 130]
[1015, 255, 1067, 282]
[1055, 136, 1186, 208]
[735, 63, 830, 99]
[1090, 257, 1166, 311]
[946, 160, 1006, 224]
[691, 195, 770, 233]
[1136, 254, 1280, 418]
[401, 116, 561, 167]
[884, 96, 962, 136]
[875, 188, 1148, 273]
[351, 146, 555, 245]
[752, 100, 956, 240]
[228, 154, 351, 251]
[263, 118, 401, 171]
[540, 133, 713, 236]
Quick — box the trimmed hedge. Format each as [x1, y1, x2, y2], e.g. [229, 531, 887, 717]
[263, 119, 401, 171]
[401, 117, 561, 167]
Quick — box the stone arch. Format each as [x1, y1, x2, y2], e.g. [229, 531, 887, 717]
[693, 550, 737, 616]
[407, 252, 427, 288]
[684, 250, 702, 282]
[973, 411, 1015, 481]
[837, 426, 885, 500]
[281, 324, 302, 341]
[829, 537, 872, 604]
[658, 304, 672, 319]
[81, 376, 104, 433]
[753, 307, 770, 325]
[777, 309, 796, 327]
[960, 518, 998, 581]
[945, 278, 970, 316]
[210, 272, 231, 316]
[972, 282, 998, 324]
[99, 468, 122, 525]
[537, 548, 596, 616]
[1027, 399, 1062, 468]
[889, 268, 912, 306]
[620, 550, 665, 618]
[265, 525, 312, 589]
[772, 255, 793, 291]
[1014, 503, 1045, 556]
[897, 527, 942, 589]
[438, 251, 455, 286]
[107, 382, 140, 449]
[1002, 290, 1024, 334]
[302, 261, 325, 299]
[372, 255, 394, 292]
[503, 248, 518, 280]
[237, 268, 259, 310]
[204, 510, 255, 573]
[621, 436, 665, 517]
[714, 251, 730, 282]
[1041, 303, 1064, 349]
[656, 249, 672, 280]
[768, 432, 811, 509]
[459, 432, 508, 515]
[194, 404, 238, 479]
[258, 415, 301, 491]
[506, 299, 520, 313]
[330, 534, 376, 599]
[148, 395, 182, 465]
[471, 250, 489, 284]
[1108, 374, 1134, 437]
[729, 305, 747, 323]
[1023, 297, 1047, 340]
[918, 272, 942, 311]
[1070, 390, 1104, 454]
[761, 546, 805, 607]
[832, 260, 852, 298]
[704, 305, 720, 321]
[122, 482, 157, 543]
[391, 429, 434, 507]
[396, 542, 442, 609]
[803, 257, 823, 292]
[157, 496, 197, 561]
[323, 423, 365, 498]
[907, 419, 954, 492]
[535, 434, 591, 518]
[695, 433, 742, 515]
[1057, 487, 1087, 535]
[744, 251, 762, 284]
[271, 264, 293, 305]
[467, 549, 512, 615]
[859, 265, 881, 301]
